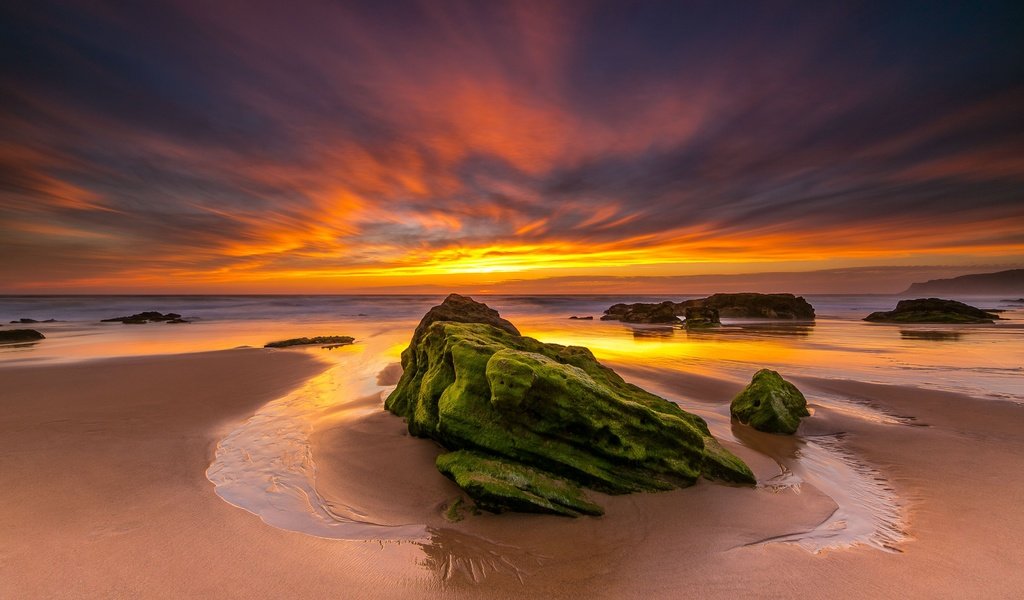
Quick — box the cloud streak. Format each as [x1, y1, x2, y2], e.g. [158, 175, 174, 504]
[1, 0, 1022, 292]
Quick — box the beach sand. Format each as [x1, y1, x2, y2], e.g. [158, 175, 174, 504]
[2, 350, 1023, 598]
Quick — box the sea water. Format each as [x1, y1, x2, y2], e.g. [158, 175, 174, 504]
[2, 294, 1021, 402]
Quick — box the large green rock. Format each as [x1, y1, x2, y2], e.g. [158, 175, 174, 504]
[386, 294, 755, 516]
[730, 369, 809, 435]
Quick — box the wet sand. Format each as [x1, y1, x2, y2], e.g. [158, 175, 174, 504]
[3, 350, 1024, 598]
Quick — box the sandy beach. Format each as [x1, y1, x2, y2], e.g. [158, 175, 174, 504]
[5, 0, 1023, 594]
[2, 344, 1023, 599]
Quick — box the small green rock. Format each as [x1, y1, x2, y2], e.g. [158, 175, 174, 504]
[730, 369, 809, 435]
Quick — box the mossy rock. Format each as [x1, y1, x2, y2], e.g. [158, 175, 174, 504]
[386, 295, 755, 516]
[730, 369, 809, 435]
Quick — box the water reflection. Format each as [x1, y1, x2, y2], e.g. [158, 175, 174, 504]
[727, 322, 815, 337]
[899, 330, 963, 342]
[417, 528, 549, 585]
[630, 325, 678, 340]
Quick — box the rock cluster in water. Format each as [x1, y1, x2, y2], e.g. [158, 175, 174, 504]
[9, 318, 58, 324]
[0, 329, 45, 343]
[680, 293, 815, 320]
[385, 294, 755, 517]
[600, 293, 815, 324]
[864, 298, 1000, 324]
[600, 301, 681, 323]
[730, 369, 809, 435]
[101, 311, 189, 324]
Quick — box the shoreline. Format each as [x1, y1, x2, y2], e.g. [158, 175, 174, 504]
[2, 348, 1024, 598]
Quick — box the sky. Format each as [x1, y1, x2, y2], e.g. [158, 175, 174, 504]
[1, 0, 1022, 294]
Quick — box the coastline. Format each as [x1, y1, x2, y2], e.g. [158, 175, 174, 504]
[3, 348, 1024, 598]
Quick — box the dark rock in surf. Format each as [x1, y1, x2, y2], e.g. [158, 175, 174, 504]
[684, 306, 721, 329]
[681, 293, 815, 320]
[599, 301, 681, 324]
[864, 298, 999, 324]
[102, 311, 184, 324]
[0, 329, 45, 343]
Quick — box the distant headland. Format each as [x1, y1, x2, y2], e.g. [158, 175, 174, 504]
[901, 269, 1024, 296]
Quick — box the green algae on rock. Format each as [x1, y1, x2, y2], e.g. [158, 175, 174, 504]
[385, 294, 755, 516]
[730, 369, 809, 435]
[864, 298, 999, 324]
[437, 451, 604, 517]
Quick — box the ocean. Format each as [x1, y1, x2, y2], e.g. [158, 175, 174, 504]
[1, 294, 1021, 402]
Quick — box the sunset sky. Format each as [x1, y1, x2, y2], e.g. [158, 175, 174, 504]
[2, 1, 1022, 294]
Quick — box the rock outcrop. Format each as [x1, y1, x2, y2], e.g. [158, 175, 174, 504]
[864, 298, 999, 324]
[730, 369, 809, 435]
[599, 301, 681, 323]
[684, 306, 721, 329]
[681, 293, 815, 320]
[386, 294, 754, 516]
[264, 336, 355, 348]
[0, 329, 45, 343]
[600, 293, 815, 323]
[101, 311, 187, 324]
